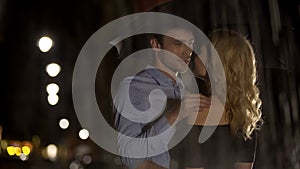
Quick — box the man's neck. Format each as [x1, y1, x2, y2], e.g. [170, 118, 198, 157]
[154, 59, 177, 84]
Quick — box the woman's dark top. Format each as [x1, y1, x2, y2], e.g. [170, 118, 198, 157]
[171, 125, 257, 169]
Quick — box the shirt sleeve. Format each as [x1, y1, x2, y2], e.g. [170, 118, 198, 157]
[114, 78, 176, 169]
[115, 114, 175, 169]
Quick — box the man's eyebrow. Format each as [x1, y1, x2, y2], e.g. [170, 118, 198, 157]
[177, 39, 195, 45]
[173, 37, 194, 41]
[176, 38, 195, 42]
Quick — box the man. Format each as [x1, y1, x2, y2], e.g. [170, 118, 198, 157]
[114, 26, 211, 169]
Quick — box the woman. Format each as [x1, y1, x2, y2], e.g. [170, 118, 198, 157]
[183, 30, 263, 169]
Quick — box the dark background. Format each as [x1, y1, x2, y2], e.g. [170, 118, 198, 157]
[0, 0, 299, 168]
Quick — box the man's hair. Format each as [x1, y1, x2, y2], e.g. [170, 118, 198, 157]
[148, 24, 194, 47]
[149, 33, 164, 46]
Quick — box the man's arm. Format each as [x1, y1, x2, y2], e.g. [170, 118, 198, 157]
[114, 80, 176, 169]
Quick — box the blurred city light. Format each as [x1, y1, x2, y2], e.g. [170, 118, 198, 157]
[15, 147, 21, 156]
[82, 155, 92, 165]
[46, 83, 59, 95]
[5, 140, 33, 157]
[46, 144, 58, 161]
[38, 36, 53, 52]
[69, 161, 80, 169]
[32, 135, 41, 147]
[20, 153, 28, 161]
[6, 146, 15, 156]
[46, 63, 61, 77]
[59, 118, 69, 129]
[22, 146, 31, 155]
[47, 94, 59, 105]
[78, 129, 89, 140]
[1, 140, 8, 149]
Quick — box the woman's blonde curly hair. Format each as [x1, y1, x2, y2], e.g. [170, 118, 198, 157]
[210, 30, 263, 140]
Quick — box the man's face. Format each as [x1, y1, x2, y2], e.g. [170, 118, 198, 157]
[159, 28, 194, 73]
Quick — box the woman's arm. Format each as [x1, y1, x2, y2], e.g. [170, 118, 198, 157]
[133, 160, 168, 169]
[185, 162, 253, 169]
[235, 162, 253, 169]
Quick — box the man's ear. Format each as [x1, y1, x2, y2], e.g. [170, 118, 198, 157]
[150, 38, 161, 52]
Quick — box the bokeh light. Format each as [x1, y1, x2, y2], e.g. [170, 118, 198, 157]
[46, 144, 58, 161]
[1, 140, 8, 149]
[78, 129, 89, 140]
[46, 63, 61, 77]
[82, 155, 92, 165]
[59, 118, 69, 129]
[69, 161, 80, 169]
[32, 135, 41, 147]
[15, 147, 21, 156]
[46, 83, 59, 95]
[38, 36, 53, 52]
[47, 94, 59, 105]
[6, 146, 15, 156]
[20, 153, 28, 161]
[22, 146, 31, 155]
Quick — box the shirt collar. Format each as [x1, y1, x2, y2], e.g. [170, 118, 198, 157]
[145, 65, 183, 87]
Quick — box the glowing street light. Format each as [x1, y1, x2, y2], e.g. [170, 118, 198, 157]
[46, 63, 61, 77]
[38, 36, 53, 52]
[7, 146, 15, 156]
[46, 83, 59, 95]
[15, 147, 21, 156]
[47, 94, 59, 105]
[22, 146, 31, 155]
[59, 118, 69, 129]
[79, 129, 89, 140]
[46, 144, 57, 161]
[20, 153, 28, 161]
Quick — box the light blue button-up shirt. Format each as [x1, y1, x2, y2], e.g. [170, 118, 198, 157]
[114, 67, 184, 169]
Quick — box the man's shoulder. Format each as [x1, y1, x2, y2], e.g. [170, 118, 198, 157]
[131, 68, 161, 84]
[136, 68, 159, 77]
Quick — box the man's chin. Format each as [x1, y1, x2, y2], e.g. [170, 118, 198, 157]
[178, 67, 189, 73]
